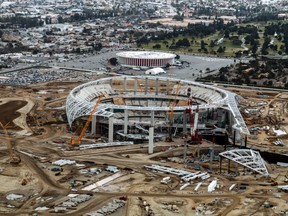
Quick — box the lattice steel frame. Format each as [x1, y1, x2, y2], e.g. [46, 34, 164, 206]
[219, 149, 269, 176]
[66, 76, 249, 135]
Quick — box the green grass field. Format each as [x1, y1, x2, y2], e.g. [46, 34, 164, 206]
[138, 21, 287, 57]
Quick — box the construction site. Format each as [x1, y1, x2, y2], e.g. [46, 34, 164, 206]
[0, 71, 288, 216]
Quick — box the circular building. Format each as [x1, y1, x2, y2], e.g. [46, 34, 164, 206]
[116, 51, 176, 67]
[66, 76, 249, 145]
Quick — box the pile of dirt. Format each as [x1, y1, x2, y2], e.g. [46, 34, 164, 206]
[0, 101, 28, 129]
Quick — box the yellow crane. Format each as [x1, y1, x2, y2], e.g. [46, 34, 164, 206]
[70, 95, 103, 145]
[0, 122, 21, 164]
[166, 80, 181, 142]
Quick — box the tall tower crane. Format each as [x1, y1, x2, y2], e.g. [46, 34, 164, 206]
[166, 80, 181, 142]
[0, 122, 21, 164]
[70, 95, 103, 145]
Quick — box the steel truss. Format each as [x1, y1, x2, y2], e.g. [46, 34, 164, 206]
[219, 149, 269, 176]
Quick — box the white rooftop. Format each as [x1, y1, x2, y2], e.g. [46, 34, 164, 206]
[52, 159, 76, 166]
[116, 51, 176, 59]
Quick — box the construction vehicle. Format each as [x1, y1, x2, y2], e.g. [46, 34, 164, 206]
[166, 81, 181, 142]
[0, 122, 21, 164]
[70, 96, 103, 145]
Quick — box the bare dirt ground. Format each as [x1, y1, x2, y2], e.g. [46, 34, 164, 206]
[142, 18, 214, 27]
[225, 87, 288, 153]
[142, 17, 232, 27]
[0, 80, 287, 216]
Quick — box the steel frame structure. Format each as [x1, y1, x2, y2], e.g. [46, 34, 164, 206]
[66, 76, 249, 135]
[219, 149, 269, 176]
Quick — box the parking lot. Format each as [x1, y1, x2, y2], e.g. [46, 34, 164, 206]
[54, 50, 241, 81]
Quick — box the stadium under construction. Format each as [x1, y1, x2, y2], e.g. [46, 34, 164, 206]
[66, 76, 249, 150]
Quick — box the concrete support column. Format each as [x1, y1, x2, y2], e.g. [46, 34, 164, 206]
[108, 115, 114, 142]
[91, 115, 96, 135]
[124, 110, 128, 135]
[145, 77, 148, 95]
[151, 111, 155, 127]
[155, 78, 159, 95]
[148, 127, 154, 154]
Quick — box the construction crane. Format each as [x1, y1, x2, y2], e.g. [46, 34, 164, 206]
[0, 122, 21, 164]
[70, 95, 103, 145]
[166, 80, 181, 142]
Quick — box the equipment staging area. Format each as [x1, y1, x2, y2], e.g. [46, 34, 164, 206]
[0, 70, 288, 215]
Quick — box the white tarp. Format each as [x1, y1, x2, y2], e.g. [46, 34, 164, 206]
[145, 67, 166, 75]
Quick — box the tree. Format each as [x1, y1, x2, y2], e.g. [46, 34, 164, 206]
[200, 40, 206, 50]
[94, 42, 102, 51]
[109, 57, 118, 66]
[217, 46, 224, 53]
[75, 47, 81, 53]
[45, 16, 51, 25]
[209, 40, 215, 47]
[32, 49, 39, 55]
[251, 40, 259, 55]
[153, 44, 161, 49]
[57, 16, 64, 23]
[182, 38, 190, 47]
[7, 42, 13, 49]
[224, 29, 230, 38]
[219, 74, 228, 82]
[172, 15, 184, 21]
